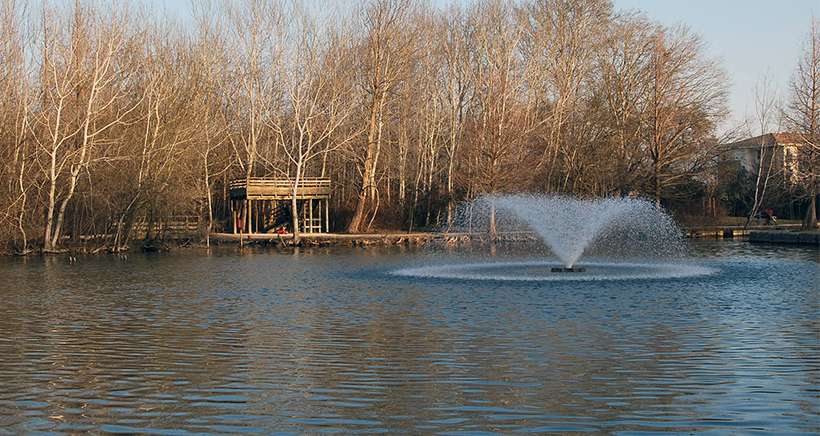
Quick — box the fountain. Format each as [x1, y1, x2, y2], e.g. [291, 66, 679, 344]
[486, 194, 686, 269]
[394, 194, 712, 281]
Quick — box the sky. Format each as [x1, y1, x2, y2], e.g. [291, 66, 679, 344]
[148, 0, 817, 134]
[614, 0, 818, 133]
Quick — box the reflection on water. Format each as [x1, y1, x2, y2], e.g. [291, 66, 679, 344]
[0, 241, 817, 433]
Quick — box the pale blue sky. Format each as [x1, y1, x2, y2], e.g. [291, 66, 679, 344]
[146, 0, 816, 132]
[615, 0, 817, 132]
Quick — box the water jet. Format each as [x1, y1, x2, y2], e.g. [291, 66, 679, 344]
[418, 194, 691, 281]
[455, 194, 685, 268]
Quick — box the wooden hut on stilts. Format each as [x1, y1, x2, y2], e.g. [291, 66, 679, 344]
[228, 178, 331, 234]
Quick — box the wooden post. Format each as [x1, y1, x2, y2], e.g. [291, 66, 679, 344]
[317, 199, 322, 233]
[238, 200, 244, 247]
[263, 200, 268, 232]
[231, 200, 236, 234]
[247, 199, 252, 233]
[325, 198, 329, 233]
[308, 198, 314, 233]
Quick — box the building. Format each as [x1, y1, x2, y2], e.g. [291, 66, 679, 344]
[228, 178, 331, 234]
[722, 132, 803, 181]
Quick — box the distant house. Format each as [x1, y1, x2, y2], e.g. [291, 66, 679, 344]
[722, 132, 803, 182]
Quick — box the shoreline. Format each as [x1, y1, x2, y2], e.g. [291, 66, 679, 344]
[4, 224, 818, 256]
[749, 229, 820, 246]
[210, 223, 815, 246]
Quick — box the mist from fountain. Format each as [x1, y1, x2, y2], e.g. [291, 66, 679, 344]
[453, 194, 686, 268]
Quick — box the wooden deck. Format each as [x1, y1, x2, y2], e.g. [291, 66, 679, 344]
[229, 178, 330, 200]
[228, 177, 331, 234]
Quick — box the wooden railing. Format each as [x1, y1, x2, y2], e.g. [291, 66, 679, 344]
[229, 177, 331, 199]
[229, 178, 330, 190]
[132, 215, 200, 234]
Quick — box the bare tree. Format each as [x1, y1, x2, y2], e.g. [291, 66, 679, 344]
[192, 2, 232, 247]
[270, 5, 359, 242]
[33, 3, 142, 252]
[521, 0, 611, 191]
[225, 0, 283, 180]
[439, 5, 472, 227]
[596, 12, 653, 196]
[644, 26, 728, 206]
[0, 0, 754, 252]
[0, 0, 32, 252]
[462, 0, 531, 239]
[744, 74, 782, 228]
[347, 0, 417, 233]
[785, 18, 820, 229]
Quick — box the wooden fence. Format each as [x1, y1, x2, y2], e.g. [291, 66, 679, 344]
[130, 215, 201, 236]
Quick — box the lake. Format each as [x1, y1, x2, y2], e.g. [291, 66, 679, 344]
[0, 240, 817, 434]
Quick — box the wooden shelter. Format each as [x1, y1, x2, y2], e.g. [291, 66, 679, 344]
[228, 178, 331, 234]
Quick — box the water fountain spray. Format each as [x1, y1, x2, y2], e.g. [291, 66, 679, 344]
[454, 194, 686, 270]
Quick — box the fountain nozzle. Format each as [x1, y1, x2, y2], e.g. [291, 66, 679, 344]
[551, 267, 586, 273]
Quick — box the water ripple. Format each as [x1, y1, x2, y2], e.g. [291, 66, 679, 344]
[0, 243, 817, 433]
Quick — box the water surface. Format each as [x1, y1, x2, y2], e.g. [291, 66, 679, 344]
[0, 240, 817, 434]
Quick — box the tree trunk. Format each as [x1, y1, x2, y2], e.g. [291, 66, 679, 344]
[291, 164, 302, 244]
[398, 130, 407, 208]
[653, 159, 662, 207]
[489, 200, 497, 242]
[446, 139, 456, 227]
[16, 151, 28, 253]
[348, 91, 382, 233]
[205, 161, 213, 248]
[803, 191, 818, 229]
[42, 153, 58, 252]
[51, 166, 81, 248]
